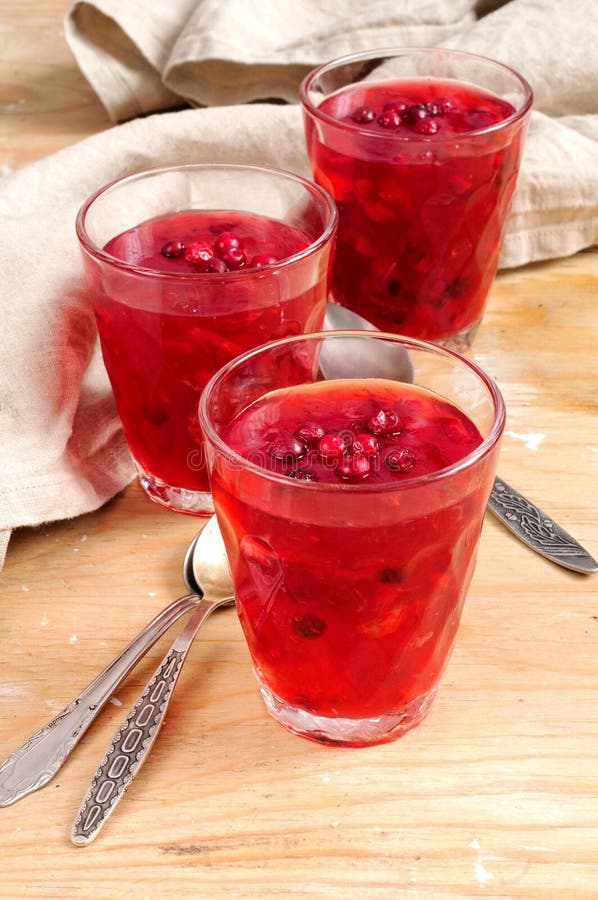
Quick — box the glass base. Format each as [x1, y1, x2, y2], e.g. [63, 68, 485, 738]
[137, 467, 214, 516]
[436, 318, 481, 353]
[259, 683, 439, 747]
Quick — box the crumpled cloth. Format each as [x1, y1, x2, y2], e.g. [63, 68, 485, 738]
[1, 0, 597, 568]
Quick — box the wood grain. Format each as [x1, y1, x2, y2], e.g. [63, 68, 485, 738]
[1, 5, 597, 898]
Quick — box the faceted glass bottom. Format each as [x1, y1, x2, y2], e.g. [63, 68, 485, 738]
[436, 317, 481, 354]
[259, 682, 439, 748]
[137, 466, 214, 517]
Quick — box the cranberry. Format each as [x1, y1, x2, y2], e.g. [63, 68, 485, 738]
[184, 241, 214, 267]
[415, 118, 439, 135]
[367, 409, 401, 435]
[214, 231, 241, 256]
[220, 247, 247, 269]
[437, 97, 454, 115]
[269, 433, 306, 462]
[337, 453, 371, 481]
[351, 432, 379, 457]
[377, 109, 402, 129]
[286, 469, 317, 481]
[425, 101, 440, 117]
[317, 433, 346, 460]
[383, 100, 407, 114]
[405, 104, 428, 124]
[250, 253, 278, 267]
[351, 106, 375, 124]
[296, 422, 326, 445]
[385, 447, 416, 472]
[160, 240, 184, 258]
[204, 257, 228, 274]
[292, 614, 326, 639]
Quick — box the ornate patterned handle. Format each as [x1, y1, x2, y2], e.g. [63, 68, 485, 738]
[71, 647, 186, 844]
[0, 592, 198, 807]
[488, 477, 598, 574]
[71, 596, 228, 845]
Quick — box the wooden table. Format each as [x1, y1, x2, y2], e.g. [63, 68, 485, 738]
[1, 7, 597, 899]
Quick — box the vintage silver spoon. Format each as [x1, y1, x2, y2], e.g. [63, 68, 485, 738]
[71, 515, 233, 845]
[0, 525, 228, 808]
[323, 304, 597, 574]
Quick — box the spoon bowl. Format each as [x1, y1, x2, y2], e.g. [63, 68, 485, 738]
[322, 303, 414, 382]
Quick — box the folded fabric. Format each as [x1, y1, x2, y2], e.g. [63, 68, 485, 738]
[64, 0, 482, 118]
[62, 0, 598, 271]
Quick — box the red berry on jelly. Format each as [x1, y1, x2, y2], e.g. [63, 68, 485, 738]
[337, 453, 371, 481]
[352, 106, 376, 124]
[297, 422, 326, 445]
[204, 257, 228, 274]
[214, 232, 241, 256]
[220, 247, 247, 269]
[351, 432, 380, 457]
[415, 118, 439, 135]
[317, 433, 346, 459]
[377, 110, 402, 129]
[367, 409, 401, 435]
[184, 241, 214, 267]
[269, 433, 306, 462]
[385, 447, 416, 472]
[437, 97, 453, 114]
[160, 240, 185, 258]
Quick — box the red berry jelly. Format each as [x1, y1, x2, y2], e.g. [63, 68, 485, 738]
[304, 78, 525, 345]
[92, 209, 322, 496]
[213, 378, 487, 742]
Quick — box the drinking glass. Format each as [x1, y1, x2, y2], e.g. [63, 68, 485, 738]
[77, 163, 337, 515]
[199, 331, 505, 746]
[301, 48, 532, 350]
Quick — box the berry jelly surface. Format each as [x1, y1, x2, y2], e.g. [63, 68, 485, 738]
[213, 378, 489, 725]
[305, 78, 523, 343]
[92, 209, 320, 493]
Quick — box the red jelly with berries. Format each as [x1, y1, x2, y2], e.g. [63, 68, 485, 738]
[91, 209, 326, 497]
[211, 377, 489, 742]
[303, 76, 528, 346]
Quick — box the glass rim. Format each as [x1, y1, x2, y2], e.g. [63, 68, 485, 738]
[299, 46, 534, 142]
[76, 162, 338, 281]
[199, 329, 506, 493]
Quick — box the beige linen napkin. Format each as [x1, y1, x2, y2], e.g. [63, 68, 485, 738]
[63, 0, 598, 264]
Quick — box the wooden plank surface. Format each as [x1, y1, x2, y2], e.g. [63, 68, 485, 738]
[1, 5, 597, 898]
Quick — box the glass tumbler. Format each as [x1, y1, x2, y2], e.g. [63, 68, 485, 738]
[200, 331, 505, 746]
[76, 163, 337, 515]
[301, 48, 532, 350]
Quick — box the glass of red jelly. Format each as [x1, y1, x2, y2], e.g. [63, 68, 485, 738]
[301, 48, 532, 350]
[199, 331, 505, 746]
[76, 163, 337, 515]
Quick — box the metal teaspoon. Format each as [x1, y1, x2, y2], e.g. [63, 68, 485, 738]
[71, 515, 234, 845]
[0, 527, 223, 808]
[322, 303, 597, 574]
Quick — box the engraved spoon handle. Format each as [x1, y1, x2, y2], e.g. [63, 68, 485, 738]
[71, 595, 228, 846]
[488, 477, 598, 574]
[0, 592, 198, 807]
